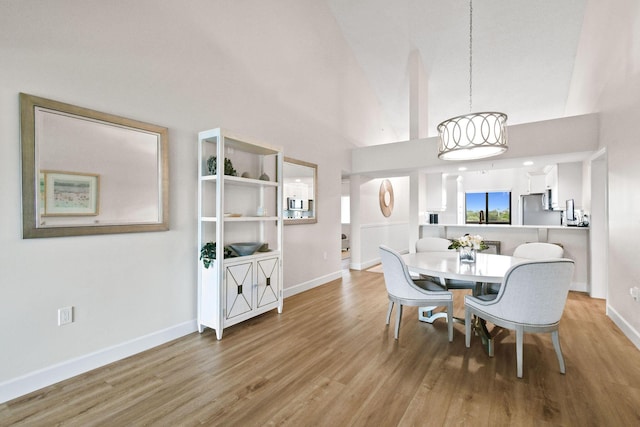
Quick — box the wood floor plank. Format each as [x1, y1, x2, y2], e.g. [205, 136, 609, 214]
[2, 268, 640, 426]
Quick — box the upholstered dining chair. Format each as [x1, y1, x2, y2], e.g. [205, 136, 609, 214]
[465, 259, 575, 378]
[415, 237, 481, 294]
[379, 245, 453, 341]
[513, 242, 564, 259]
[485, 242, 565, 294]
[415, 237, 451, 253]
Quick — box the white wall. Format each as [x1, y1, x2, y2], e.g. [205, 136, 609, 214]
[557, 162, 584, 209]
[351, 176, 410, 269]
[567, 0, 640, 347]
[0, 0, 393, 401]
[351, 114, 600, 176]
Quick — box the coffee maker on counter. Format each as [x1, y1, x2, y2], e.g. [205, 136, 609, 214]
[564, 199, 589, 227]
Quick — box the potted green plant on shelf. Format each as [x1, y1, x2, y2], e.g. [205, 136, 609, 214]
[200, 242, 233, 268]
[207, 156, 237, 176]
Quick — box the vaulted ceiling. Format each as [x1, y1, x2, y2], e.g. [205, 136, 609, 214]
[327, 0, 588, 142]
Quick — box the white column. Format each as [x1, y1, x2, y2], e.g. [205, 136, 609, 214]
[349, 175, 362, 269]
[409, 171, 420, 253]
[409, 49, 429, 140]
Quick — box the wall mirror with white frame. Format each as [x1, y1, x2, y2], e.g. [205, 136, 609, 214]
[20, 93, 169, 238]
[283, 157, 317, 224]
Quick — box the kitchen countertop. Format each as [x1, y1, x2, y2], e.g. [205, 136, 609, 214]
[420, 223, 589, 230]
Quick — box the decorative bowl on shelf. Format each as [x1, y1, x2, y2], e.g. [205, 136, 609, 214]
[228, 242, 262, 256]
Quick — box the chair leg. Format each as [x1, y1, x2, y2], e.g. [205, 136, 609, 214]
[386, 301, 394, 325]
[447, 302, 453, 342]
[465, 308, 472, 347]
[394, 304, 403, 339]
[552, 329, 566, 374]
[516, 326, 524, 378]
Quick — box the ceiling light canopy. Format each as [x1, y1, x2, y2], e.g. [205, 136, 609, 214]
[437, 0, 508, 161]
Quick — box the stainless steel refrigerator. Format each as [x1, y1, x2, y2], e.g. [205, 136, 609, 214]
[520, 194, 562, 225]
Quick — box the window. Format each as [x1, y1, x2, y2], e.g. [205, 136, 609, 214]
[341, 196, 350, 224]
[465, 191, 511, 224]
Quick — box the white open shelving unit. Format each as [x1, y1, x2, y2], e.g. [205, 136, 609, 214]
[197, 128, 283, 339]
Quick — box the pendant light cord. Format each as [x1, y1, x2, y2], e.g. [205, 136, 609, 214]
[469, 0, 473, 113]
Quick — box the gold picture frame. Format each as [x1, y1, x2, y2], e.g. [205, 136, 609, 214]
[20, 93, 169, 238]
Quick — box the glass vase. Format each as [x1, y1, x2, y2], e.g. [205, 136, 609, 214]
[459, 246, 476, 263]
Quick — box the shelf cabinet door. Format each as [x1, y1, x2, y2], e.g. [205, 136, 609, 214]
[225, 260, 254, 320]
[256, 256, 279, 308]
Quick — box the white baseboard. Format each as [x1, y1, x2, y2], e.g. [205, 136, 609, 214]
[2, 269, 347, 404]
[351, 257, 380, 271]
[607, 304, 640, 350]
[284, 270, 342, 298]
[351, 248, 409, 271]
[0, 320, 197, 404]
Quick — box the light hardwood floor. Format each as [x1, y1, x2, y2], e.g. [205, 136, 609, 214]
[2, 268, 640, 426]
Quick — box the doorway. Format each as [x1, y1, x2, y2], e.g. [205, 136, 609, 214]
[341, 178, 350, 270]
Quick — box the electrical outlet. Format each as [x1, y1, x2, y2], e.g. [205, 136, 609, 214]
[58, 306, 73, 325]
[630, 287, 640, 302]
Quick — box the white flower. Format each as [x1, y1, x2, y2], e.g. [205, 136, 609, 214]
[449, 234, 488, 250]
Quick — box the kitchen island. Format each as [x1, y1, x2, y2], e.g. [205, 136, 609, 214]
[420, 224, 590, 292]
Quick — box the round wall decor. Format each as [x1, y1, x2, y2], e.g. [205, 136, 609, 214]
[379, 179, 394, 217]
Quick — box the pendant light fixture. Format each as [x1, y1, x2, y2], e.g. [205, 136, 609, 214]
[437, 0, 508, 161]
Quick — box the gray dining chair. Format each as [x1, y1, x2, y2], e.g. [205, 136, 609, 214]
[379, 245, 453, 341]
[513, 242, 564, 259]
[486, 242, 565, 294]
[465, 259, 575, 378]
[415, 237, 451, 252]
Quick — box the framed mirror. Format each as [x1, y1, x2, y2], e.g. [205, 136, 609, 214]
[283, 157, 317, 225]
[20, 93, 169, 238]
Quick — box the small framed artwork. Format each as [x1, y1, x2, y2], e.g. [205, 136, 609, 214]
[39, 172, 45, 215]
[42, 171, 100, 216]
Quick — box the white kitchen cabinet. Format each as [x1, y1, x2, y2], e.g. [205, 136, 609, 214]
[540, 162, 584, 209]
[197, 128, 283, 339]
[527, 172, 547, 194]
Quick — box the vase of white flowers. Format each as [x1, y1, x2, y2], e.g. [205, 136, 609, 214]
[458, 246, 476, 263]
[448, 234, 488, 263]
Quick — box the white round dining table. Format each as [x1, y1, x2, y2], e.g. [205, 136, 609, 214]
[401, 250, 526, 356]
[402, 251, 525, 284]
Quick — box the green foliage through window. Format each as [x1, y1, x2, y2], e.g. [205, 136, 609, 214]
[465, 192, 511, 224]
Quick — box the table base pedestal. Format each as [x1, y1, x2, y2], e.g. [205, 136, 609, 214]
[419, 307, 466, 325]
[419, 307, 495, 357]
[473, 317, 495, 357]
[418, 306, 448, 323]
